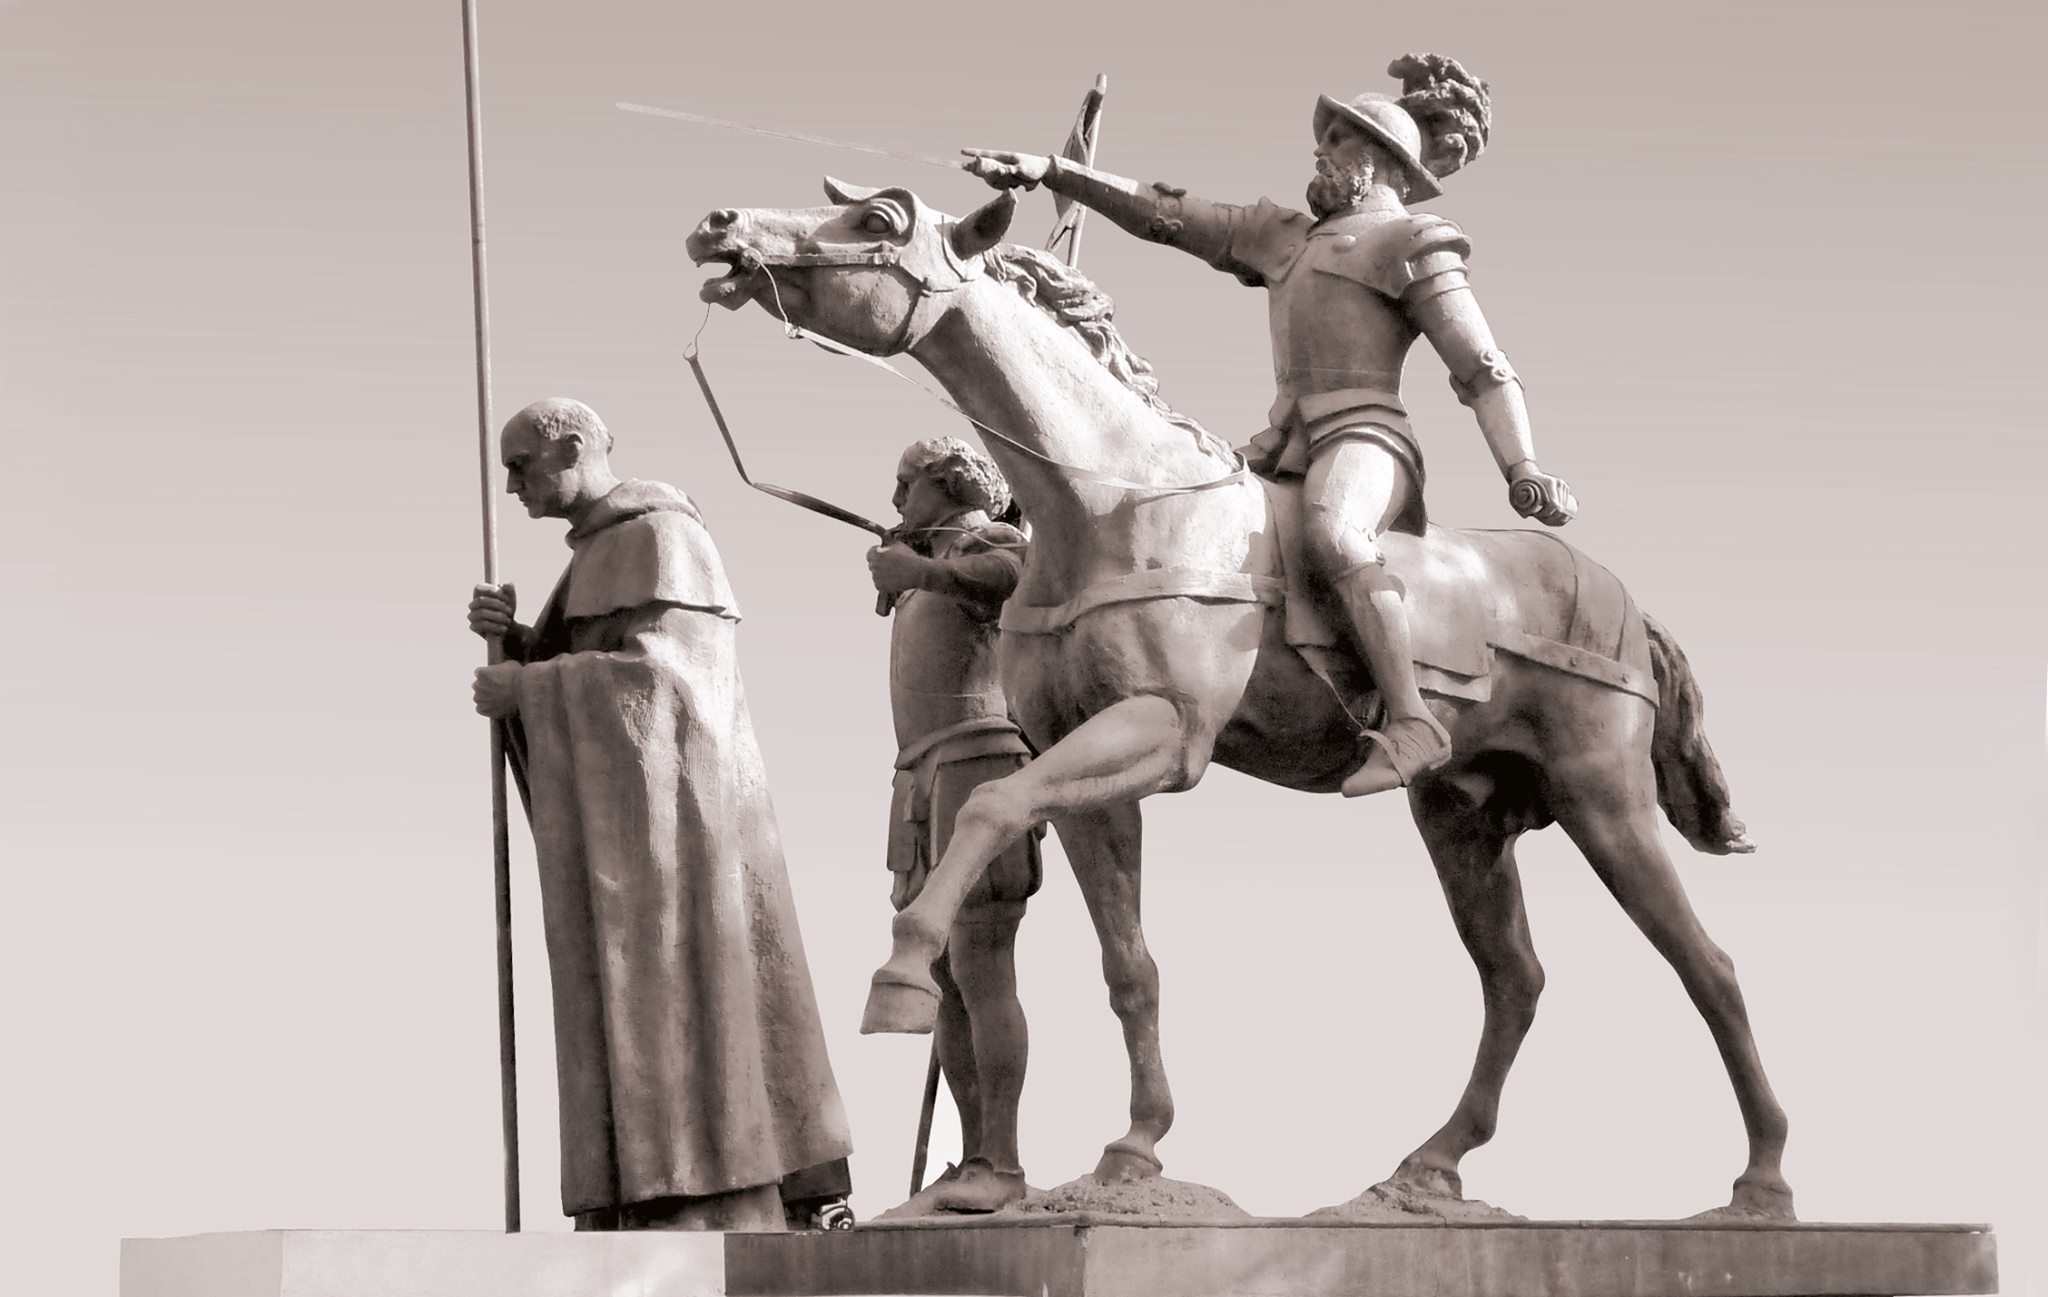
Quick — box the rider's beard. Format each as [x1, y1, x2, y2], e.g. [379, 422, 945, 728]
[1306, 158, 1373, 219]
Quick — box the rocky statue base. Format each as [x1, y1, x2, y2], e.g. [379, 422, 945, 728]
[123, 1218, 1997, 1297]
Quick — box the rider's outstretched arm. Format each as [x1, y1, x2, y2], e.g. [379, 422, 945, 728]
[1039, 158, 1243, 271]
[962, 149, 1261, 281]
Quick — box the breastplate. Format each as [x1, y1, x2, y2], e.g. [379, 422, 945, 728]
[890, 588, 1008, 748]
[1265, 225, 1422, 428]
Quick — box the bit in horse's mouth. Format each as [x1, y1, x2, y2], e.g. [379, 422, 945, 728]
[694, 250, 766, 308]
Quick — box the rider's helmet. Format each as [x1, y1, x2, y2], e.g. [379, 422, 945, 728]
[1311, 93, 1442, 200]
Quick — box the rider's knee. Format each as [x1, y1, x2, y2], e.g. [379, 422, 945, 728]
[1302, 504, 1385, 583]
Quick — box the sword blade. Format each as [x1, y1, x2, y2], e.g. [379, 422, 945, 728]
[616, 101, 966, 172]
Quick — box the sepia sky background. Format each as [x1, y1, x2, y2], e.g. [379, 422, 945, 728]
[2, 1, 2043, 1293]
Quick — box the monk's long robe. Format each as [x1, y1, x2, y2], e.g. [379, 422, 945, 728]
[510, 480, 850, 1216]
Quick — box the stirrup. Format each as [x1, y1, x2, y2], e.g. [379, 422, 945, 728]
[1343, 715, 1453, 797]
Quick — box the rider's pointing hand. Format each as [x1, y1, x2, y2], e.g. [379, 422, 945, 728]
[962, 149, 1052, 190]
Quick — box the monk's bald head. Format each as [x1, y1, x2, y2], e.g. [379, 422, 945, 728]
[501, 398, 621, 521]
[506, 397, 614, 454]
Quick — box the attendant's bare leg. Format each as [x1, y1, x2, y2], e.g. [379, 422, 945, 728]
[920, 913, 1030, 1210]
[928, 951, 982, 1162]
[888, 758, 1033, 1215]
[1304, 440, 1451, 796]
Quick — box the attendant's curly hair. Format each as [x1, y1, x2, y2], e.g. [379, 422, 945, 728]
[1390, 52, 1492, 181]
[903, 435, 1012, 520]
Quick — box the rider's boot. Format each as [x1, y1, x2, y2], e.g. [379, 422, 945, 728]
[1333, 564, 1452, 798]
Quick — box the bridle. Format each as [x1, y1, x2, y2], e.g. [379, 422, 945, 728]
[729, 221, 983, 357]
[689, 206, 1248, 500]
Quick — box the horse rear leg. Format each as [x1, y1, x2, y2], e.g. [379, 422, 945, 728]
[1380, 782, 1542, 1203]
[1551, 754, 1795, 1219]
[863, 694, 1196, 1035]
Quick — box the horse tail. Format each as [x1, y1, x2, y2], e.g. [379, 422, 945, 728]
[1643, 613, 1756, 856]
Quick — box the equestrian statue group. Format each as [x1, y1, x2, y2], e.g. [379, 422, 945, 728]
[469, 53, 1795, 1233]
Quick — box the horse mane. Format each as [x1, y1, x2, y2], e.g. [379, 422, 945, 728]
[981, 243, 1233, 462]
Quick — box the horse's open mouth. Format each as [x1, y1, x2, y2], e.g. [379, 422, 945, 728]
[694, 250, 768, 310]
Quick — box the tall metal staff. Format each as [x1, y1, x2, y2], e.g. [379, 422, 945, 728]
[459, 0, 521, 1234]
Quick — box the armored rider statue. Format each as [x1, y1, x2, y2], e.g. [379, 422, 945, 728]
[962, 54, 1578, 796]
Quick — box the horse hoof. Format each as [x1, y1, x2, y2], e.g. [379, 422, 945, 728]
[1693, 1173, 1796, 1221]
[861, 970, 940, 1035]
[1092, 1140, 1163, 1184]
[1388, 1157, 1463, 1200]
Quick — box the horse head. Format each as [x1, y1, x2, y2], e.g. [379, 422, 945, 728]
[687, 178, 1016, 354]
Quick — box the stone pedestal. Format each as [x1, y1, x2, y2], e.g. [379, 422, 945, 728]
[731, 1217, 1998, 1297]
[118, 1229, 724, 1297]
[121, 1219, 1997, 1297]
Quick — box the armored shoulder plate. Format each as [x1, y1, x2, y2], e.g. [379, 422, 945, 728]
[1229, 198, 1315, 286]
[1313, 213, 1471, 299]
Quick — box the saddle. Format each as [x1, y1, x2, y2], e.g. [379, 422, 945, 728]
[1256, 473, 1658, 710]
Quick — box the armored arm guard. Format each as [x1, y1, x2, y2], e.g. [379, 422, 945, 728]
[1400, 230, 1537, 479]
[1042, 157, 1265, 283]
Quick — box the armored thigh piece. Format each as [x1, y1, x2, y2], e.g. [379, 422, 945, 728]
[1301, 433, 1430, 560]
[1305, 416, 1427, 513]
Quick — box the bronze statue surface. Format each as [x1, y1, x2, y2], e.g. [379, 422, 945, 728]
[689, 111, 1791, 1217]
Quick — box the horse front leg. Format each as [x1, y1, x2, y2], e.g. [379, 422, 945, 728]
[1051, 801, 1173, 1183]
[862, 694, 1197, 1034]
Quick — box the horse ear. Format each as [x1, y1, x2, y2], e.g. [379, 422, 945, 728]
[950, 189, 1016, 260]
[823, 175, 880, 204]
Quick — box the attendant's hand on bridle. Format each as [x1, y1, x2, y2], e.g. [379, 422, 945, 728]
[961, 149, 1051, 191]
[867, 542, 929, 595]
[1508, 463, 1578, 527]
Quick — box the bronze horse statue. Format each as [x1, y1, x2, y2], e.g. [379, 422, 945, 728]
[687, 180, 1794, 1219]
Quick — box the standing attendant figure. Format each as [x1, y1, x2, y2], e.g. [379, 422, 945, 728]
[867, 437, 1039, 1215]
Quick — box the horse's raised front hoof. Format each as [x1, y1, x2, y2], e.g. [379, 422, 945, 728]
[1091, 1139, 1163, 1185]
[1691, 1172, 1797, 1221]
[860, 968, 940, 1035]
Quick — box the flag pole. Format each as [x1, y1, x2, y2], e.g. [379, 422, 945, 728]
[460, 0, 521, 1234]
[1064, 74, 1108, 269]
